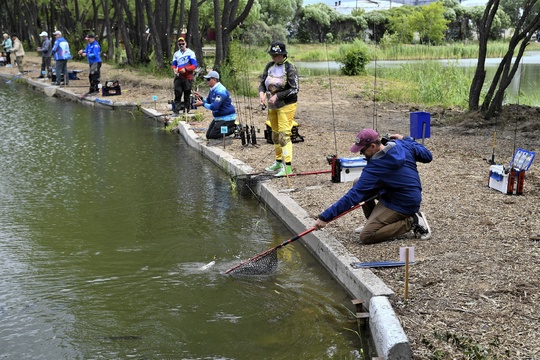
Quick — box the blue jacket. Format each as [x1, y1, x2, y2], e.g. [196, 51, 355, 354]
[84, 41, 101, 64]
[319, 137, 432, 221]
[202, 82, 236, 121]
[52, 37, 72, 61]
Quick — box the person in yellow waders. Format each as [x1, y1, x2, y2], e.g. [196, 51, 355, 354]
[258, 41, 299, 177]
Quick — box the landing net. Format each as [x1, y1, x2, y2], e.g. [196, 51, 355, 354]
[225, 248, 278, 276]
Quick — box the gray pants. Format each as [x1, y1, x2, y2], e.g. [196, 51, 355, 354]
[55, 60, 69, 85]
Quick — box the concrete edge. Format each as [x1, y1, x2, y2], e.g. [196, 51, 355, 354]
[0, 74, 139, 110]
[3, 74, 412, 360]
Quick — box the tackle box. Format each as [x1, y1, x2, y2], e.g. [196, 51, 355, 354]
[102, 80, 121, 96]
[488, 148, 535, 195]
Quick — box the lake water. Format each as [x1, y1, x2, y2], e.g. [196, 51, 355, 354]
[0, 83, 372, 359]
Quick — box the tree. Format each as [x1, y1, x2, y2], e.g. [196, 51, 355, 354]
[212, 0, 256, 69]
[469, 0, 540, 118]
[408, 1, 450, 45]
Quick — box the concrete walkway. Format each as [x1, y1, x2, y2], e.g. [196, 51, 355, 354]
[1, 73, 412, 360]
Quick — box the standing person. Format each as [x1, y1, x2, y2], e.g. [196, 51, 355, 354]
[10, 34, 25, 74]
[37, 31, 52, 78]
[171, 37, 197, 117]
[78, 33, 102, 94]
[314, 129, 433, 244]
[2, 33, 12, 67]
[193, 70, 237, 140]
[51, 30, 72, 86]
[258, 41, 299, 177]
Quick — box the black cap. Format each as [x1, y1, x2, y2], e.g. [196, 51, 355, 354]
[268, 41, 287, 56]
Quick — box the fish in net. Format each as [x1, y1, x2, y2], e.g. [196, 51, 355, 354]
[225, 195, 378, 276]
[225, 248, 278, 276]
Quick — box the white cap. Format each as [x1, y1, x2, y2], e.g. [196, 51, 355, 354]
[203, 70, 220, 80]
[53, 31, 62, 36]
[39, 31, 48, 37]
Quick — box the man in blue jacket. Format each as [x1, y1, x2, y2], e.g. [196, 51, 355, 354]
[193, 70, 237, 140]
[314, 128, 433, 244]
[78, 33, 102, 94]
[51, 31, 72, 85]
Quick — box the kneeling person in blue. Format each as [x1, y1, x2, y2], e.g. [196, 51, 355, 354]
[314, 129, 433, 244]
[193, 71, 237, 140]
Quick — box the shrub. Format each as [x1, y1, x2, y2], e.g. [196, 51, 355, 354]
[336, 40, 371, 76]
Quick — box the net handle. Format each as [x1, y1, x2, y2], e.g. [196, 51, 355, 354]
[225, 195, 378, 274]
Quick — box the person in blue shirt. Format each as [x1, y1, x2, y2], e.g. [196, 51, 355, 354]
[78, 33, 102, 94]
[51, 30, 72, 85]
[193, 70, 237, 140]
[314, 128, 433, 244]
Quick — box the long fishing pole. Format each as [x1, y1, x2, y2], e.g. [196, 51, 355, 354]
[229, 63, 247, 145]
[243, 42, 257, 146]
[372, 22, 378, 132]
[325, 40, 339, 158]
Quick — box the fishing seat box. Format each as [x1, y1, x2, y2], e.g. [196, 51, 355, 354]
[102, 80, 121, 96]
[332, 156, 367, 183]
[50, 70, 82, 82]
[264, 120, 304, 144]
[488, 148, 535, 195]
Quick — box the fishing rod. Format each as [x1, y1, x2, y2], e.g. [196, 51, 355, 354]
[229, 65, 248, 146]
[373, 22, 378, 132]
[486, 111, 498, 165]
[241, 41, 257, 146]
[325, 40, 339, 158]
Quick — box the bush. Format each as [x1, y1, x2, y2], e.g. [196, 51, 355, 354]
[336, 40, 371, 76]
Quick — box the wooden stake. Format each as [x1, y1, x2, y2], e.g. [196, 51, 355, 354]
[404, 247, 409, 300]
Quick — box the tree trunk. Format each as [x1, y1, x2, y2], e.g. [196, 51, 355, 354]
[145, 0, 165, 68]
[468, 0, 499, 111]
[478, 0, 540, 119]
[213, 0, 255, 68]
[187, 0, 203, 67]
[135, 0, 148, 63]
[213, 0, 222, 70]
[116, 0, 135, 65]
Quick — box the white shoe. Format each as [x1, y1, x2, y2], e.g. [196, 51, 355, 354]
[413, 212, 432, 240]
[354, 226, 364, 234]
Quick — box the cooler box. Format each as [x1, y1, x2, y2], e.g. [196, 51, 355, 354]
[331, 156, 367, 183]
[102, 80, 121, 96]
[488, 148, 535, 195]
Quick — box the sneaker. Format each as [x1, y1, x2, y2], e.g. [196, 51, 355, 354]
[265, 161, 282, 171]
[170, 113, 180, 118]
[354, 226, 364, 234]
[275, 165, 292, 177]
[412, 212, 432, 240]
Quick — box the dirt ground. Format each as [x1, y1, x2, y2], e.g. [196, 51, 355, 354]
[6, 55, 540, 359]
